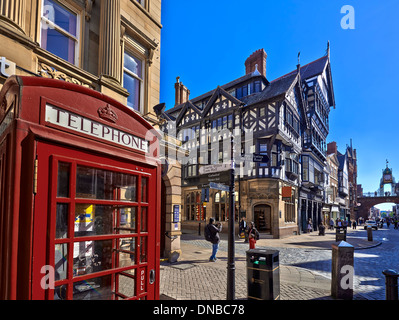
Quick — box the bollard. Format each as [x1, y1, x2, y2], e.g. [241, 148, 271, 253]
[331, 241, 354, 300]
[367, 226, 373, 241]
[198, 222, 201, 236]
[382, 269, 399, 300]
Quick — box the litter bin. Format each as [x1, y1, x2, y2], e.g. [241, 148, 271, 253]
[335, 226, 346, 241]
[246, 249, 280, 300]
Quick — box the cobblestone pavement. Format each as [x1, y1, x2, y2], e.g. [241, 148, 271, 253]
[294, 225, 399, 300]
[160, 242, 334, 300]
[159, 225, 392, 300]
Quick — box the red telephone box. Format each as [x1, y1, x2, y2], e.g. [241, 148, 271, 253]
[0, 76, 161, 300]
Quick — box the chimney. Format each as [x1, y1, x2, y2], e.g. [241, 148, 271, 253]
[327, 142, 337, 155]
[174, 77, 190, 106]
[245, 49, 267, 77]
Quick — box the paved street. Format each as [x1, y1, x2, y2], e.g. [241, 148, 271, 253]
[289, 224, 399, 300]
[160, 224, 398, 300]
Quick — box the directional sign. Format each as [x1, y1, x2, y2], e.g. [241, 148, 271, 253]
[252, 153, 269, 163]
[239, 153, 269, 163]
[199, 163, 232, 175]
[209, 182, 229, 192]
[239, 154, 253, 162]
[198, 170, 231, 185]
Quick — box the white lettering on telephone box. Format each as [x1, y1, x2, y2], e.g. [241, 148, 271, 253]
[45, 104, 149, 153]
[140, 269, 145, 291]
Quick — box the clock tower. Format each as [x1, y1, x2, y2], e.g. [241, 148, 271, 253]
[379, 160, 396, 195]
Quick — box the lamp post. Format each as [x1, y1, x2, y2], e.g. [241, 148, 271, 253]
[227, 136, 235, 300]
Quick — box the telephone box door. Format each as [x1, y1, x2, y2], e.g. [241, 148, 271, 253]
[32, 141, 158, 300]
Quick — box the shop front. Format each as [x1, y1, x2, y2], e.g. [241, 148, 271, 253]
[0, 76, 161, 300]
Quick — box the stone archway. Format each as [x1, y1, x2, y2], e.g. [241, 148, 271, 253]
[357, 196, 399, 220]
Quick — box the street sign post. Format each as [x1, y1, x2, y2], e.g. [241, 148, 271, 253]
[197, 151, 237, 300]
[227, 138, 235, 300]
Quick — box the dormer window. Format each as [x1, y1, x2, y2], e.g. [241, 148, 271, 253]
[236, 80, 263, 99]
[251, 80, 262, 94]
[236, 84, 248, 99]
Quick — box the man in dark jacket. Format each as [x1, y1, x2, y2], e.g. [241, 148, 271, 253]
[205, 217, 222, 262]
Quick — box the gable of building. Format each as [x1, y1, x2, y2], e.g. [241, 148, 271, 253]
[175, 101, 202, 127]
[201, 86, 244, 119]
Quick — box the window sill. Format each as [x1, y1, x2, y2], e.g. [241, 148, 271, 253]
[35, 47, 98, 89]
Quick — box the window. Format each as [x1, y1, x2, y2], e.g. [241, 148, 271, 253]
[259, 142, 268, 168]
[213, 191, 228, 221]
[136, 0, 146, 7]
[40, 0, 79, 65]
[123, 51, 144, 112]
[284, 192, 295, 223]
[185, 192, 203, 221]
[184, 164, 197, 178]
[236, 85, 248, 99]
[228, 114, 233, 128]
[251, 81, 262, 94]
[302, 155, 309, 181]
[286, 157, 299, 175]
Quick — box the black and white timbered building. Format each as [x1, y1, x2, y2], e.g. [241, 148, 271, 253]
[158, 47, 335, 238]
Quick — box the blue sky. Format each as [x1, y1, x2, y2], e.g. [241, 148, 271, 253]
[160, 0, 399, 210]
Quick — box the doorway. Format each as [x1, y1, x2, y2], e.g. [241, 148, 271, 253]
[254, 204, 272, 234]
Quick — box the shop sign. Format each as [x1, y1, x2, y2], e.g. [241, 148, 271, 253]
[282, 186, 292, 201]
[45, 104, 149, 152]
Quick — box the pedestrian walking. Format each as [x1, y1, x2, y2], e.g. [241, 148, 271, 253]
[307, 218, 312, 233]
[352, 220, 357, 229]
[239, 217, 247, 239]
[204, 217, 222, 262]
[247, 221, 260, 249]
[329, 218, 334, 230]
